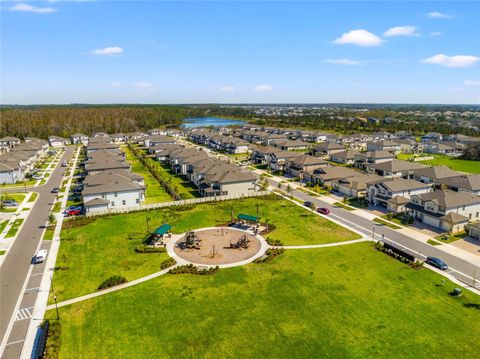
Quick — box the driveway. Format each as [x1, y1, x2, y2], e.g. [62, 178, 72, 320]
[0, 147, 74, 359]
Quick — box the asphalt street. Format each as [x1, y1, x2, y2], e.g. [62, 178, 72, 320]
[271, 178, 480, 285]
[0, 147, 74, 359]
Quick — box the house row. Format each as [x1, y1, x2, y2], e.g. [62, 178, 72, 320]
[143, 141, 258, 197]
[0, 138, 49, 184]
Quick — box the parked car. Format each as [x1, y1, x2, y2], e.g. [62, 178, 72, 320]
[316, 207, 330, 215]
[61, 161, 68, 167]
[65, 209, 82, 216]
[34, 249, 48, 264]
[51, 187, 60, 193]
[2, 200, 18, 207]
[425, 256, 448, 270]
[32, 175, 43, 180]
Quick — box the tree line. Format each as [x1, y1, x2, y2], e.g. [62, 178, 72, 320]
[0, 105, 207, 139]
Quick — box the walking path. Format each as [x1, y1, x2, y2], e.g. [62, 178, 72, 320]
[20, 148, 81, 359]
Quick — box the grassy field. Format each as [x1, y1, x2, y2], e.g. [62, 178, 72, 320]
[5, 219, 24, 238]
[46, 243, 480, 358]
[122, 146, 172, 204]
[52, 197, 359, 301]
[397, 153, 480, 174]
[144, 157, 199, 199]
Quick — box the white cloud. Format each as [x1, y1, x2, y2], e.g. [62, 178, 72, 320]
[90, 46, 124, 55]
[133, 82, 155, 88]
[427, 11, 453, 19]
[333, 29, 383, 47]
[464, 80, 480, 86]
[324, 59, 362, 66]
[383, 26, 419, 37]
[422, 54, 480, 68]
[429, 32, 443, 36]
[9, 3, 57, 13]
[219, 86, 236, 92]
[109, 82, 122, 87]
[254, 84, 273, 92]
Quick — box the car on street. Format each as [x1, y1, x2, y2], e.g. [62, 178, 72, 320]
[61, 161, 68, 167]
[2, 200, 19, 207]
[425, 256, 448, 270]
[303, 201, 314, 208]
[316, 207, 330, 215]
[34, 249, 48, 264]
[51, 187, 60, 193]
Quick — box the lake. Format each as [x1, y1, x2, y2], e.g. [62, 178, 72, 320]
[181, 117, 246, 128]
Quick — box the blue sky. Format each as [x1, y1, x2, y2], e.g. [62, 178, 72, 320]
[1, 1, 479, 104]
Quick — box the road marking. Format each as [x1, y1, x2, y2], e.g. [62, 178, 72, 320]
[25, 287, 40, 292]
[30, 273, 43, 277]
[6, 339, 24, 346]
[15, 308, 33, 321]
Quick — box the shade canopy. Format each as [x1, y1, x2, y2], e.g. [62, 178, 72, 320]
[237, 213, 260, 222]
[153, 224, 172, 236]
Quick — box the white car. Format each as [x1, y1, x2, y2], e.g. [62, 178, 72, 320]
[32, 175, 43, 180]
[34, 249, 48, 264]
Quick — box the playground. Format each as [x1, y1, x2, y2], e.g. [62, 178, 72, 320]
[172, 227, 265, 266]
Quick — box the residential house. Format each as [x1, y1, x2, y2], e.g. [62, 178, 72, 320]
[411, 166, 460, 184]
[435, 174, 480, 196]
[329, 150, 360, 165]
[271, 139, 308, 151]
[70, 133, 89, 146]
[285, 155, 327, 179]
[365, 159, 426, 178]
[366, 140, 401, 154]
[309, 142, 344, 159]
[309, 166, 358, 186]
[332, 173, 383, 198]
[48, 136, 70, 147]
[354, 150, 395, 169]
[367, 178, 432, 213]
[406, 190, 480, 233]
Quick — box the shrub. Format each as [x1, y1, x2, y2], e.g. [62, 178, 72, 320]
[161, 257, 177, 269]
[266, 237, 283, 246]
[43, 320, 61, 359]
[98, 275, 127, 290]
[254, 248, 285, 263]
[386, 212, 394, 220]
[168, 264, 219, 275]
[135, 244, 166, 253]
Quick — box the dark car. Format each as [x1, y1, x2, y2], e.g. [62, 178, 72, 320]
[51, 187, 60, 193]
[426, 256, 448, 270]
[303, 201, 314, 208]
[2, 200, 18, 207]
[316, 207, 330, 215]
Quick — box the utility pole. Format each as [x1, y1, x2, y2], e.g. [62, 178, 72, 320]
[372, 225, 376, 242]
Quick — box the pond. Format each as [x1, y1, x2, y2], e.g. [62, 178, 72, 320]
[181, 117, 246, 128]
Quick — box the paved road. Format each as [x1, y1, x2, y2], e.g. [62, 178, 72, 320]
[270, 179, 480, 285]
[0, 147, 74, 359]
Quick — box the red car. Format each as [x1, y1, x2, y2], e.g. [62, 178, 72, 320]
[65, 209, 81, 216]
[316, 207, 330, 215]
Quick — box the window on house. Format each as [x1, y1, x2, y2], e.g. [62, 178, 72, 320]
[469, 213, 472, 219]
[122, 200, 126, 205]
[136, 199, 139, 204]
[111, 201, 115, 206]
[114, 192, 118, 197]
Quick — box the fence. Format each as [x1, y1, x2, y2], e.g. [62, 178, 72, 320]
[412, 156, 434, 162]
[84, 191, 271, 217]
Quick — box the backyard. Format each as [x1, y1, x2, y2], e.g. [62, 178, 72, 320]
[51, 196, 360, 301]
[122, 146, 172, 204]
[45, 243, 480, 358]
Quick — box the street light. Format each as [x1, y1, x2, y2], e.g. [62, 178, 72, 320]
[54, 295, 60, 320]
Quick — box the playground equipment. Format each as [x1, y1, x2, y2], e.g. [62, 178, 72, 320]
[229, 234, 251, 249]
[183, 230, 202, 250]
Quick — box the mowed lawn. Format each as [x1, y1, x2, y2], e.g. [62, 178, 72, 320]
[397, 153, 480, 174]
[52, 197, 360, 301]
[46, 243, 480, 359]
[122, 146, 172, 204]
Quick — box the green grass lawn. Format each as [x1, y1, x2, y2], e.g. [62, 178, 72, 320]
[52, 197, 359, 301]
[28, 192, 38, 202]
[0, 250, 5, 255]
[122, 146, 172, 204]
[46, 243, 480, 359]
[0, 220, 8, 233]
[5, 218, 24, 238]
[144, 157, 199, 199]
[52, 201, 62, 213]
[373, 217, 402, 230]
[44, 227, 55, 241]
[333, 202, 355, 211]
[434, 232, 467, 244]
[416, 154, 480, 174]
